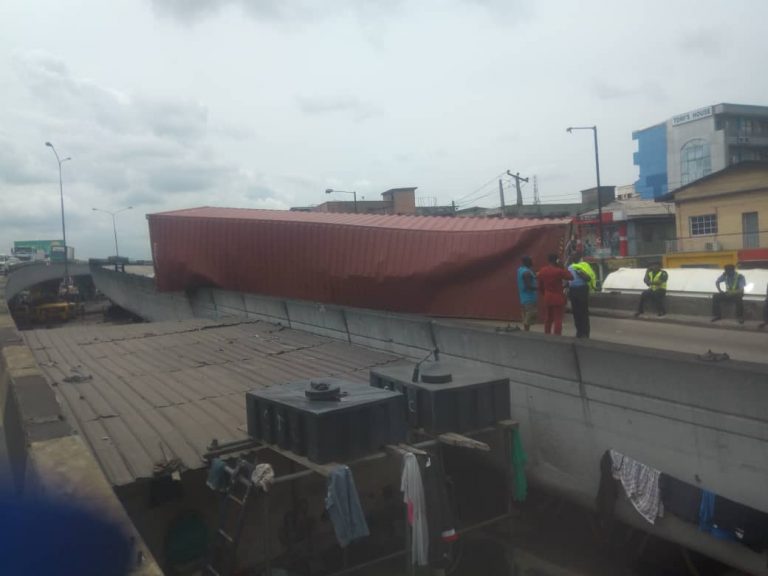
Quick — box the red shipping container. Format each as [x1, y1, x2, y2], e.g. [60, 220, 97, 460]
[147, 208, 570, 321]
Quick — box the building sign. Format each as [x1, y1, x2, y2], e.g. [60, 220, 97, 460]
[13, 240, 64, 257]
[672, 106, 713, 127]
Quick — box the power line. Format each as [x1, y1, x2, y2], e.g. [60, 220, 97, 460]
[455, 189, 498, 208]
[454, 171, 507, 205]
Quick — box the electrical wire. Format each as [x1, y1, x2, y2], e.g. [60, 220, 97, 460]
[455, 177, 522, 208]
[453, 171, 507, 205]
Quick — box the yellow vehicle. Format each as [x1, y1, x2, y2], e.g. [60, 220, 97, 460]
[31, 301, 77, 323]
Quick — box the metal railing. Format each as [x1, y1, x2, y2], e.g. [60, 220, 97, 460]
[666, 229, 767, 253]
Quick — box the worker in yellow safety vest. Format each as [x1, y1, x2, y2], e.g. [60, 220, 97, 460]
[712, 264, 746, 324]
[567, 254, 596, 338]
[634, 262, 668, 318]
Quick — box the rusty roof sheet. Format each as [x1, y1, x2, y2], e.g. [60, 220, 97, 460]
[148, 206, 570, 231]
[23, 319, 402, 487]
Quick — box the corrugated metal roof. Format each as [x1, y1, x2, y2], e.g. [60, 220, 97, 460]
[148, 206, 570, 231]
[24, 320, 402, 487]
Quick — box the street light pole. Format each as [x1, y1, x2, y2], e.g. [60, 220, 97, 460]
[45, 142, 71, 283]
[92, 207, 133, 258]
[566, 126, 604, 247]
[325, 188, 358, 213]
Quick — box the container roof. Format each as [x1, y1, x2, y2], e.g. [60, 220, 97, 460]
[148, 207, 570, 231]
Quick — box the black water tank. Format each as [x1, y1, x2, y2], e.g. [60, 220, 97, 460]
[246, 379, 407, 463]
[369, 362, 510, 433]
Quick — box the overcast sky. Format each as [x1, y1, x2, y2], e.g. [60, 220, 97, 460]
[1, 0, 766, 259]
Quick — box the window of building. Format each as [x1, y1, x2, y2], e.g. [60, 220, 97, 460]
[739, 117, 753, 136]
[690, 214, 717, 236]
[680, 139, 712, 185]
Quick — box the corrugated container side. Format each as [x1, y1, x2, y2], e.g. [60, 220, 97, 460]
[148, 210, 568, 321]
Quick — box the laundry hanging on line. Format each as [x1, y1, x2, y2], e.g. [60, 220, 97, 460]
[325, 465, 369, 548]
[417, 452, 457, 569]
[609, 449, 664, 524]
[401, 452, 429, 567]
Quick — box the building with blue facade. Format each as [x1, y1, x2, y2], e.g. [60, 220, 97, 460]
[633, 123, 668, 199]
[633, 103, 768, 200]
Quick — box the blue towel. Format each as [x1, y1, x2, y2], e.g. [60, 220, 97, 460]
[206, 458, 229, 492]
[325, 465, 369, 547]
[699, 490, 736, 541]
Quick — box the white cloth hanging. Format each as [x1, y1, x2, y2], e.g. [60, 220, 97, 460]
[401, 452, 429, 566]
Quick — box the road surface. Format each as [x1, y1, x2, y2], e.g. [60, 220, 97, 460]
[458, 315, 768, 364]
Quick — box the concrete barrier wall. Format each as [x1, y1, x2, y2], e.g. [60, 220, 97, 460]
[98, 277, 768, 511]
[0, 277, 161, 575]
[593, 291, 764, 319]
[91, 266, 194, 322]
[92, 275, 768, 574]
[5, 262, 91, 301]
[192, 289, 768, 506]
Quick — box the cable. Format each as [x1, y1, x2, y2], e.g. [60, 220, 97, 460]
[455, 190, 498, 208]
[453, 171, 507, 205]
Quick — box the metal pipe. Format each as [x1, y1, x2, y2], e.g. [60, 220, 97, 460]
[45, 142, 71, 284]
[324, 513, 514, 576]
[593, 126, 604, 247]
[325, 188, 358, 213]
[92, 206, 133, 260]
[327, 550, 406, 576]
[456, 512, 512, 536]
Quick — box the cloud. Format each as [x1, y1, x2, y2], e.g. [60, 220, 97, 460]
[0, 50, 293, 258]
[148, 0, 501, 24]
[12, 51, 227, 197]
[591, 79, 667, 102]
[149, 0, 324, 23]
[678, 30, 724, 58]
[296, 95, 382, 121]
[135, 99, 209, 141]
[0, 135, 54, 185]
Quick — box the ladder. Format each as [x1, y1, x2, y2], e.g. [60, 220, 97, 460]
[204, 458, 256, 576]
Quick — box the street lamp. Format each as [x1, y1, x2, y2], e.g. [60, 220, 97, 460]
[45, 142, 71, 283]
[92, 206, 133, 259]
[566, 126, 604, 247]
[325, 188, 358, 213]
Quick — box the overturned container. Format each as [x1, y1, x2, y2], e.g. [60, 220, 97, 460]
[246, 378, 407, 463]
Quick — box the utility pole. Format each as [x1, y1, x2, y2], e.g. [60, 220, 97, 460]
[45, 142, 71, 288]
[506, 170, 529, 207]
[533, 175, 540, 205]
[498, 179, 506, 217]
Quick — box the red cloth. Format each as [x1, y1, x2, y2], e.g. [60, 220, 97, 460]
[537, 265, 573, 306]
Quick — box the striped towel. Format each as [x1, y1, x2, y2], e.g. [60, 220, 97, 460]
[610, 449, 664, 524]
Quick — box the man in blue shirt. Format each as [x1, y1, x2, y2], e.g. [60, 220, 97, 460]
[712, 264, 746, 324]
[517, 256, 537, 331]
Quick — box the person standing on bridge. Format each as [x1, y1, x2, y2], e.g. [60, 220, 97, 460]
[634, 262, 668, 318]
[568, 254, 596, 338]
[517, 256, 538, 331]
[537, 253, 573, 335]
[711, 264, 746, 324]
